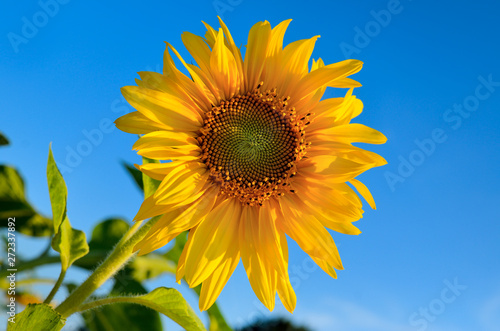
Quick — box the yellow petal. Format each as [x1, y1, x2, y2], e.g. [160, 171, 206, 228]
[199, 246, 240, 311]
[292, 179, 363, 223]
[115, 111, 167, 134]
[217, 17, 245, 89]
[244, 21, 271, 90]
[277, 36, 320, 98]
[133, 130, 198, 148]
[210, 28, 241, 100]
[349, 178, 377, 210]
[299, 155, 376, 183]
[136, 185, 219, 256]
[307, 89, 355, 131]
[184, 198, 241, 287]
[240, 205, 282, 311]
[137, 161, 178, 181]
[121, 86, 203, 132]
[275, 195, 343, 270]
[136, 146, 200, 161]
[133, 213, 181, 255]
[294, 60, 363, 100]
[282, 36, 320, 77]
[202, 21, 218, 48]
[137, 71, 207, 119]
[310, 256, 338, 279]
[143, 185, 218, 244]
[154, 162, 209, 206]
[328, 77, 362, 88]
[176, 232, 191, 283]
[132, 131, 200, 160]
[182, 31, 212, 74]
[266, 19, 292, 58]
[163, 44, 215, 110]
[275, 231, 296, 313]
[133, 194, 172, 221]
[168, 42, 219, 104]
[187, 64, 221, 102]
[307, 139, 387, 168]
[317, 123, 387, 144]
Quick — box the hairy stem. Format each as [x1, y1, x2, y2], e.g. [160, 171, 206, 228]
[55, 217, 158, 318]
[43, 268, 66, 304]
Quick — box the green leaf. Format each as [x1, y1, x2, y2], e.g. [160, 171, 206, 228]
[207, 303, 233, 331]
[122, 157, 161, 198]
[164, 231, 188, 262]
[82, 287, 206, 331]
[128, 287, 205, 331]
[142, 157, 161, 198]
[7, 303, 65, 331]
[128, 254, 176, 281]
[0, 132, 9, 146]
[88, 218, 130, 251]
[81, 280, 162, 331]
[51, 217, 89, 271]
[0, 165, 24, 200]
[122, 161, 144, 192]
[47, 146, 89, 270]
[84, 218, 175, 281]
[47, 145, 68, 232]
[0, 165, 52, 236]
[191, 285, 233, 331]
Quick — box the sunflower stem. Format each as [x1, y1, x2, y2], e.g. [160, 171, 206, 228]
[43, 268, 66, 304]
[54, 216, 159, 318]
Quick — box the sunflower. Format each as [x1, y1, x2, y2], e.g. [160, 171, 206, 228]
[115, 17, 386, 312]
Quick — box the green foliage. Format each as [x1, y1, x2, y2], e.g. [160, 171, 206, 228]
[4, 142, 236, 331]
[81, 279, 162, 331]
[88, 218, 130, 251]
[202, 290, 233, 331]
[122, 161, 144, 191]
[164, 231, 188, 262]
[7, 304, 65, 331]
[142, 157, 161, 198]
[0, 165, 52, 236]
[128, 254, 176, 281]
[51, 218, 89, 272]
[236, 318, 312, 331]
[118, 287, 206, 331]
[85, 218, 176, 280]
[122, 161, 234, 331]
[47, 146, 89, 271]
[0, 132, 9, 146]
[47, 145, 68, 232]
[187, 281, 232, 331]
[0, 134, 52, 237]
[122, 157, 161, 198]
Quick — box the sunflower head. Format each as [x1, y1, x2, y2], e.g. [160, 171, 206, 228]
[199, 83, 309, 206]
[116, 17, 386, 313]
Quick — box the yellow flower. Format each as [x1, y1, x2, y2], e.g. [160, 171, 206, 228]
[115, 18, 386, 312]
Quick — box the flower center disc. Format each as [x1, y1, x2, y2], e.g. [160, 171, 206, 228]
[199, 85, 309, 206]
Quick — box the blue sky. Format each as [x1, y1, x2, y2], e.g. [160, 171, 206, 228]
[2, 0, 500, 330]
